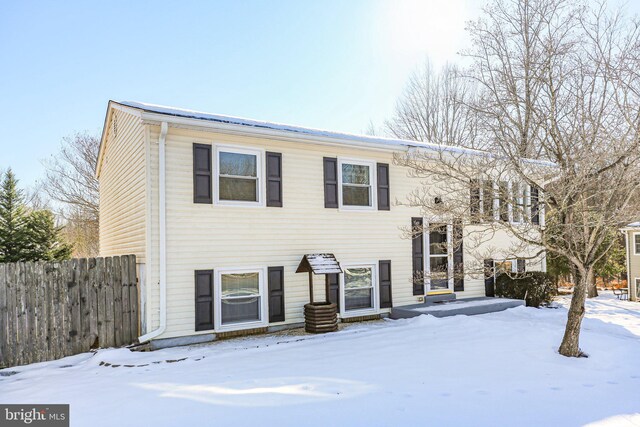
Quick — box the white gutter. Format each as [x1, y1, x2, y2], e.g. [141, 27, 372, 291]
[138, 121, 168, 343]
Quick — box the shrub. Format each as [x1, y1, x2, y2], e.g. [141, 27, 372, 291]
[495, 271, 557, 307]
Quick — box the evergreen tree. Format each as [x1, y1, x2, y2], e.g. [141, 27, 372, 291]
[0, 169, 28, 262]
[23, 210, 72, 261]
[0, 169, 72, 262]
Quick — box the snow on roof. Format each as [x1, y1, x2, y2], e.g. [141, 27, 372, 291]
[296, 254, 343, 275]
[116, 100, 555, 167]
[626, 222, 640, 227]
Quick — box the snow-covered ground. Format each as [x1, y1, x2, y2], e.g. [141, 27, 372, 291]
[1, 292, 639, 427]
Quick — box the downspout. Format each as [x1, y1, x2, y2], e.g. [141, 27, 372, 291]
[622, 230, 633, 300]
[138, 121, 168, 343]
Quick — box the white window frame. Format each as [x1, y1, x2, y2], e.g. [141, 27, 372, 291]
[511, 181, 525, 224]
[215, 267, 267, 332]
[340, 263, 379, 318]
[424, 220, 454, 293]
[337, 158, 377, 211]
[214, 145, 264, 207]
[633, 232, 640, 255]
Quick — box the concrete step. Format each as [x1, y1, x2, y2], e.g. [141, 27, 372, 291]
[424, 293, 456, 305]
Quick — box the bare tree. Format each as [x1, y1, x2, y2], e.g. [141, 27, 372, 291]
[42, 132, 100, 257]
[393, 0, 640, 357]
[385, 60, 482, 149]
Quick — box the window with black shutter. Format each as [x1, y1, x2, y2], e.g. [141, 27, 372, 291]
[195, 270, 214, 331]
[412, 217, 424, 295]
[266, 152, 283, 207]
[377, 163, 390, 210]
[323, 157, 338, 208]
[193, 144, 212, 204]
[470, 179, 481, 224]
[267, 266, 285, 322]
[379, 260, 392, 308]
[453, 221, 464, 292]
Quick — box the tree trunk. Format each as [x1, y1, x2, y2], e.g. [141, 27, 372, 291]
[558, 270, 589, 357]
[586, 269, 598, 298]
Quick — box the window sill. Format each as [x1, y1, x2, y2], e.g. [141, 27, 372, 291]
[214, 200, 264, 208]
[338, 205, 376, 212]
[216, 320, 267, 333]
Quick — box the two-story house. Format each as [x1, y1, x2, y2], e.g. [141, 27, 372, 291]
[97, 100, 547, 347]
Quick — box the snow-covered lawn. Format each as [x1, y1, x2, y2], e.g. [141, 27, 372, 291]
[1, 292, 639, 427]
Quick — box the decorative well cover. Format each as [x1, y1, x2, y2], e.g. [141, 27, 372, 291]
[296, 253, 343, 274]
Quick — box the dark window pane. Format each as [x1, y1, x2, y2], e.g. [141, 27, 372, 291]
[342, 164, 370, 184]
[499, 181, 509, 222]
[344, 268, 372, 289]
[429, 224, 447, 255]
[221, 297, 260, 324]
[430, 256, 449, 290]
[219, 177, 257, 201]
[220, 152, 257, 177]
[345, 288, 373, 310]
[343, 185, 370, 206]
[483, 180, 494, 221]
[221, 273, 259, 297]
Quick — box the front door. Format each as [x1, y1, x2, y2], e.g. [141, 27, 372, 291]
[427, 223, 453, 293]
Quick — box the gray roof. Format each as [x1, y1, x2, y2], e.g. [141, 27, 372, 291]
[116, 100, 556, 166]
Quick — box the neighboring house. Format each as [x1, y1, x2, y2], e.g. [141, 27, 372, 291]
[97, 100, 547, 346]
[621, 222, 640, 301]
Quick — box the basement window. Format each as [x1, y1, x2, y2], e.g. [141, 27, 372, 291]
[217, 269, 265, 328]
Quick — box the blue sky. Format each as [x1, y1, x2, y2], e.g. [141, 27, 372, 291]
[0, 0, 508, 187]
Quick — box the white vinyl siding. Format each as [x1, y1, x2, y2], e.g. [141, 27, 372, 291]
[99, 108, 147, 262]
[138, 125, 545, 339]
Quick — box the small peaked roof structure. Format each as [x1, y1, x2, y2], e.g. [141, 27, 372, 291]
[296, 254, 343, 275]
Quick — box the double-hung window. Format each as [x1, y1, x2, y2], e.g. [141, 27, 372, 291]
[481, 180, 495, 222]
[216, 147, 262, 205]
[342, 264, 377, 315]
[218, 269, 265, 328]
[634, 233, 640, 255]
[339, 159, 376, 209]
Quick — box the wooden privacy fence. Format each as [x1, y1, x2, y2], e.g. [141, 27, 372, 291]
[0, 255, 139, 368]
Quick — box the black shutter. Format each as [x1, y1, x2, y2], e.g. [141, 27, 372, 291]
[266, 152, 283, 207]
[517, 259, 526, 273]
[530, 186, 540, 225]
[323, 157, 339, 208]
[412, 217, 424, 295]
[326, 273, 340, 310]
[193, 144, 212, 204]
[453, 221, 464, 292]
[379, 260, 393, 308]
[470, 179, 480, 224]
[377, 163, 390, 211]
[195, 270, 214, 331]
[268, 266, 285, 322]
[484, 260, 495, 297]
